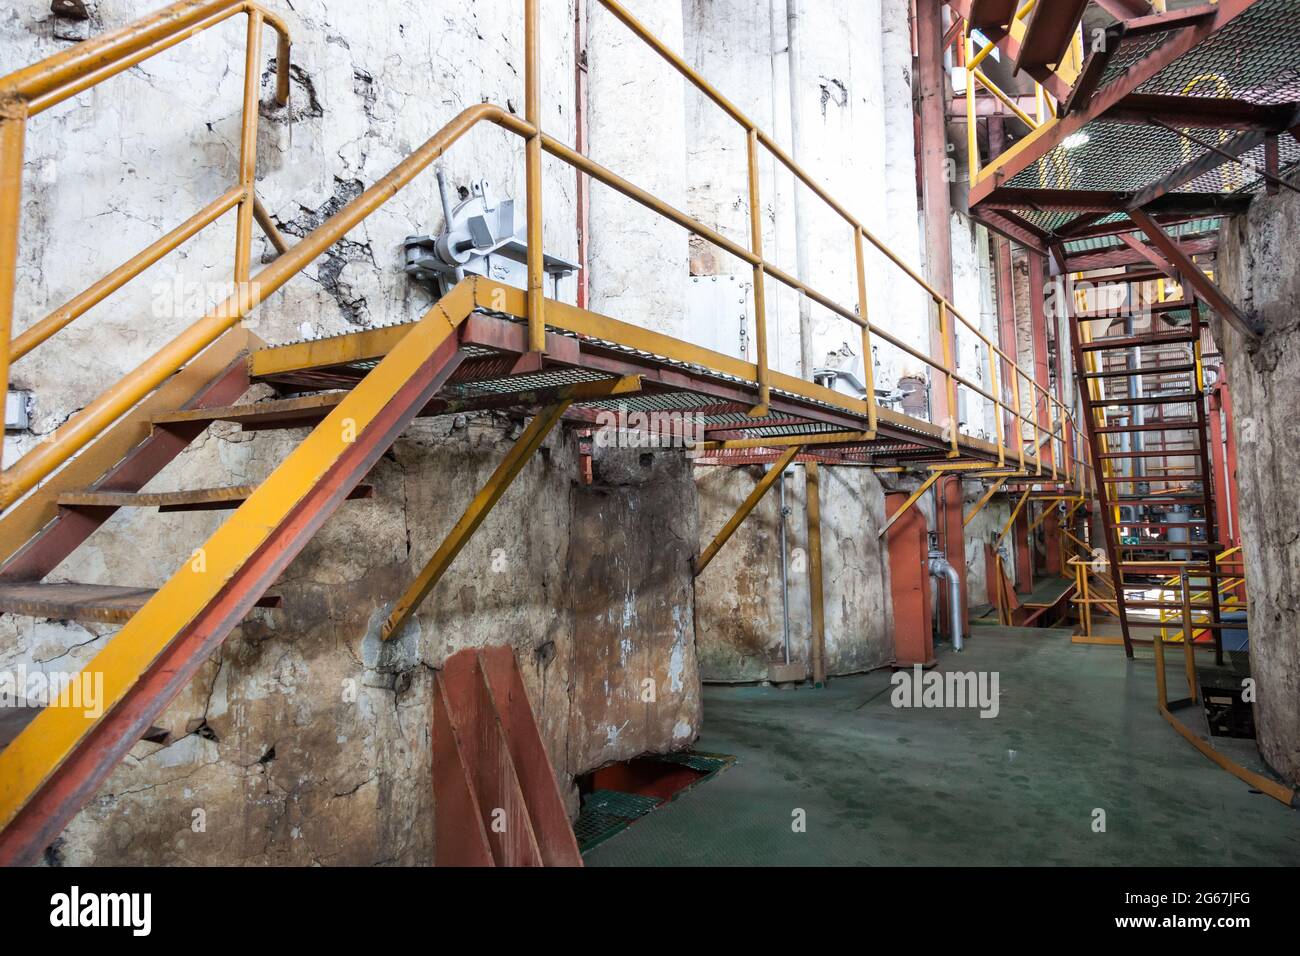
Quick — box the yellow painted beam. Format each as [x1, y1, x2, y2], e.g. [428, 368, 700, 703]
[995, 488, 1034, 548]
[0, 290, 475, 834]
[694, 444, 802, 576]
[877, 471, 941, 539]
[964, 476, 1008, 528]
[382, 375, 642, 640]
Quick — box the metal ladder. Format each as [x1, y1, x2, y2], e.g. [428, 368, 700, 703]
[1068, 283, 1226, 664]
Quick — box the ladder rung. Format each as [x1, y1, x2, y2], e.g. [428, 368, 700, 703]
[1094, 421, 1199, 433]
[1079, 332, 1198, 352]
[1089, 393, 1201, 408]
[1085, 363, 1196, 380]
[1098, 449, 1201, 459]
[0, 583, 282, 625]
[58, 484, 375, 513]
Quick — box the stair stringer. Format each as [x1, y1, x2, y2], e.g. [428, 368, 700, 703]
[478, 645, 582, 866]
[0, 326, 260, 579]
[434, 647, 582, 867]
[0, 283, 478, 866]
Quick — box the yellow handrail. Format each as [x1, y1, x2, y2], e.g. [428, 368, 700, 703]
[0, 0, 1083, 512]
[0, 0, 291, 477]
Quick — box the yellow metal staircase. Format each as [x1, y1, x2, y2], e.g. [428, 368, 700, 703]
[0, 0, 1088, 864]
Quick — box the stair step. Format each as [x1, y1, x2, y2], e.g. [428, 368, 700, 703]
[58, 484, 374, 513]
[1114, 542, 1224, 551]
[1095, 421, 1199, 433]
[1076, 300, 1193, 321]
[1085, 364, 1196, 380]
[1016, 0, 1088, 76]
[1089, 393, 1200, 408]
[153, 393, 347, 431]
[0, 582, 282, 624]
[1080, 332, 1198, 352]
[1099, 449, 1201, 459]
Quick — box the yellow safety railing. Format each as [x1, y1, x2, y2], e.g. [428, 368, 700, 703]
[1158, 546, 1247, 643]
[0, 0, 1083, 512]
[0, 2, 291, 431]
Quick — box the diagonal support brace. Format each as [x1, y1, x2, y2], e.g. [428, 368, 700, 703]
[694, 444, 803, 576]
[964, 476, 1009, 528]
[382, 375, 641, 639]
[1129, 208, 1260, 341]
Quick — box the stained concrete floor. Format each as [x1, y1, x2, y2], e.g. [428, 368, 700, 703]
[585, 626, 1300, 866]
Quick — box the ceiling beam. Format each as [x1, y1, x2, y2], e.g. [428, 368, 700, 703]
[970, 0, 1260, 207]
[1129, 208, 1258, 340]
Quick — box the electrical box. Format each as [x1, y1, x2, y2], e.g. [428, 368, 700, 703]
[686, 274, 753, 360]
[5, 391, 29, 431]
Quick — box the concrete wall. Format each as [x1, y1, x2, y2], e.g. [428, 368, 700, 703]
[1217, 193, 1300, 786]
[0, 0, 709, 865]
[694, 463, 893, 682]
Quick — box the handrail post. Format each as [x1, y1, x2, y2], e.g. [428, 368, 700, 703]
[524, 0, 546, 354]
[853, 229, 877, 433]
[937, 299, 959, 458]
[234, 9, 264, 288]
[964, 27, 979, 181]
[745, 128, 770, 415]
[987, 339, 1004, 466]
[1010, 368, 1024, 470]
[0, 97, 25, 465]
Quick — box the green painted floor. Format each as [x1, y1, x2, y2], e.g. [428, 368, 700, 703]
[586, 627, 1300, 866]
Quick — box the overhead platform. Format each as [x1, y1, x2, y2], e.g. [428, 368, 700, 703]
[249, 280, 1075, 481]
[969, 0, 1300, 248]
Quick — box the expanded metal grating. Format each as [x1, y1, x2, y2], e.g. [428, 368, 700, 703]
[1098, 1, 1300, 105]
[573, 790, 662, 850]
[1063, 217, 1222, 254]
[442, 366, 614, 399]
[1007, 122, 1235, 193]
[1133, 0, 1300, 106]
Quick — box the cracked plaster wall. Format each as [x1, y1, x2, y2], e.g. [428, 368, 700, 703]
[1, 0, 705, 865]
[1217, 193, 1300, 786]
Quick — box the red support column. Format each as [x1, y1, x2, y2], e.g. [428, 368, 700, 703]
[1014, 506, 1034, 595]
[1043, 506, 1063, 576]
[886, 491, 936, 667]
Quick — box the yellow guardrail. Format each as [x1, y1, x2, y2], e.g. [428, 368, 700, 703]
[0, 0, 1083, 512]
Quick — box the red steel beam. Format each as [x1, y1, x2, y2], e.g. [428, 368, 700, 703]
[971, 0, 1262, 206]
[1066, 235, 1217, 272]
[1015, 0, 1088, 76]
[1129, 207, 1258, 340]
[1093, 0, 1154, 19]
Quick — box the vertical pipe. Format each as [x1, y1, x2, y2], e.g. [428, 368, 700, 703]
[435, 167, 465, 284]
[785, 0, 814, 380]
[746, 128, 771, 412]
[234, 11, 264, 288]
[964, 30, 979, 182]
[0, 103, 25, 461]
[779, 472, 791, 665]
[525, 0, 545, 353]
[806, 461, 826, 686]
